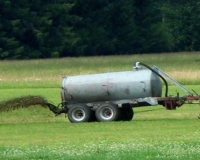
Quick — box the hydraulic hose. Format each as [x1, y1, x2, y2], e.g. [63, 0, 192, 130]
[137, 62, 168, 97]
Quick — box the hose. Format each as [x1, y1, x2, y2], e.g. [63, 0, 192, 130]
[138, 62, 168, 97]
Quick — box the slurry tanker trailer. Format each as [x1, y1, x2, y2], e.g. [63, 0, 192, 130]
[47, 62, 200, 123]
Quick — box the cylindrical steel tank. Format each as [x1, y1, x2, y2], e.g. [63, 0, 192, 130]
[61, 69, 162, 104]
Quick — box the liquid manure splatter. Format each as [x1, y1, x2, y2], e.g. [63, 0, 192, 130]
[0, 95, 66, 115]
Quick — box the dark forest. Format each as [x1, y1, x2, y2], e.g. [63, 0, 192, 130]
[0, 0, 200, 59]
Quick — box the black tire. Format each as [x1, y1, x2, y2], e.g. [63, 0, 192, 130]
[120, 104, 134, 121]
[95, 103, 120, 122]
[68, 104, 92, 123]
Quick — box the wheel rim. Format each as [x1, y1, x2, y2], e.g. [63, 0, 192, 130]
[99, 107, 114, 120]
[71, 108, 85, 121]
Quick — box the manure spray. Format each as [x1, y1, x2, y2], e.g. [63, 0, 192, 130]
[0, 95, 65, 115]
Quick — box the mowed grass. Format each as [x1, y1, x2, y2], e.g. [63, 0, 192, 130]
[0, 53, 200, 159]
[0, 118, 199, 160]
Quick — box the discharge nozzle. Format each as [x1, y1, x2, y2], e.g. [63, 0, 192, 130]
[133, 62, 142, 71]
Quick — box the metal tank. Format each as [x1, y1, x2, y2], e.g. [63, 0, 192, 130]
[61, 69, 162, 104]
[38, 62, 200, 123]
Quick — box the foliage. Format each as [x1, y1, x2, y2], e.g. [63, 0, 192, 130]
[161, 0, 200, 51]
[0, 0, 78, 59]
[0, 0, 200, 59]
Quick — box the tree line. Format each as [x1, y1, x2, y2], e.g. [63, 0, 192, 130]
[0, 0, 200, 59]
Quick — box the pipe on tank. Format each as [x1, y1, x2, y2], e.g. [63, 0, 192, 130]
[134, 62, 168, 97]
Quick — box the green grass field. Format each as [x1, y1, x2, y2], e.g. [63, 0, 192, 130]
[0, 52, 200, 88]
[0, 53, 200, 159]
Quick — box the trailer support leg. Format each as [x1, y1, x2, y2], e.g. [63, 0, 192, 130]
[164, 100, 177, 110]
